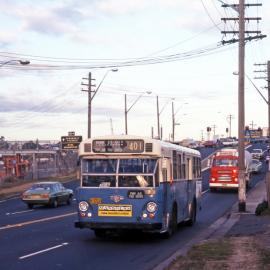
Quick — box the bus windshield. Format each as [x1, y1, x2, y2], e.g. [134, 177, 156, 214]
[81, 158, 158, 188]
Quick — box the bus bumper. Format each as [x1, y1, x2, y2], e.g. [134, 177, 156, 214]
[74, 221, 162, 231]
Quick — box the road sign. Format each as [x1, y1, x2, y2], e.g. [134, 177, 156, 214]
[61, 136, 82, 150]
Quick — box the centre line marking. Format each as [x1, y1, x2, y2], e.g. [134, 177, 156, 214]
[6, 210, 34, 216]
[0, 212, 76, 231]
[19, 242, 69, 260]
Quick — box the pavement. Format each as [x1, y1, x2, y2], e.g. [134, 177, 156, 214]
[155, 178, 270, 270]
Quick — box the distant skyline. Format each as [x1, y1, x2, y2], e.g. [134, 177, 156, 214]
[0, 0, 269, 141]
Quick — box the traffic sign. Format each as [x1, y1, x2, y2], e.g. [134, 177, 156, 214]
[61, 135, 82, 150]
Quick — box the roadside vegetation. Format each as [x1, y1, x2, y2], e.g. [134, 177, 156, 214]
[168, 236, 270, 270]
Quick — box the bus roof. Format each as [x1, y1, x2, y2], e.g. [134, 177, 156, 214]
[79, 135, 201, 157]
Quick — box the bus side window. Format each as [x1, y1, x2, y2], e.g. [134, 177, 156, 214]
[162, 169, 167, 182]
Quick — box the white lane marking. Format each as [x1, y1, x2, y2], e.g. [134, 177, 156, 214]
[202, 167, 209, 172]
[0, 212, 76, 231]
[202, 189, 209, 195]
[0, 200, 7, 203]
[6, 210, 34, 216]
[19, 242, 69, 260]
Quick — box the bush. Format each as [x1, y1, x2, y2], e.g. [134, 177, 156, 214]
[255, 200, 268, 216]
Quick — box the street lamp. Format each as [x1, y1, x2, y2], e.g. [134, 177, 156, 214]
[172, 101, 188, 142]
[125, 91, 152, 135]
[82, 68, 118, 138]
[0, 59, 30, 68]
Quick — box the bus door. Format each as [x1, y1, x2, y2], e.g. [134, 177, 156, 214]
[161, 157, 171, 227]
[186, 156, 194, 213]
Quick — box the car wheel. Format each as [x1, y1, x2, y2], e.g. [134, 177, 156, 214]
[51, 199, 58, 208]
[27, 204, 34, 209]
[66, 195, 72, 205]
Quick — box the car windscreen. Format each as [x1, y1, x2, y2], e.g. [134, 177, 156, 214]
[30, 184, 52, 190]
[252, 149, 262, 153]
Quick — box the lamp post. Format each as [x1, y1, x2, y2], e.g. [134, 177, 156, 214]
[125, 91, 151, 135]
[82, 68, 118, 139]
[172, 101, 188, 142]
[0, 59, 30, 68]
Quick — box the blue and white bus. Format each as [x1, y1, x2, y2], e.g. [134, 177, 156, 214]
[75, 135, 202, 237]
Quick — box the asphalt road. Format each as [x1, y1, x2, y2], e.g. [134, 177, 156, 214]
[0, 143, 267, 270]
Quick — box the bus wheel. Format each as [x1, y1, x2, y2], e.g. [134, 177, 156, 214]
[186, 200, 196, 226]
[163, 207, 177, 238]
[94, 229, 107, 238]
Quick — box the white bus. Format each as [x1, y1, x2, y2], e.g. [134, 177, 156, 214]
[75, 135, 202, 237]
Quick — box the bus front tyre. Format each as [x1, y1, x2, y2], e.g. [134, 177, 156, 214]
[163, 208, 177, 238]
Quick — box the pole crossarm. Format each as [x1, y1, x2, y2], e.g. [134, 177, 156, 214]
[246, 74, 268, 104]
[0, 59, 30, 67]
[126, 93, 144, 113]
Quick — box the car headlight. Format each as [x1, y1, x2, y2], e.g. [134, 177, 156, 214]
[79, 201, 89, 212]
[146, 202, 157, 213]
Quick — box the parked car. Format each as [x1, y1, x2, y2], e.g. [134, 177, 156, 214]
[248, 159, 262, 174]
[203, 140, 216, 148]
[251, 149, 263, 160]
[21, 181, 73, 209]
[221, 138, 238, 147]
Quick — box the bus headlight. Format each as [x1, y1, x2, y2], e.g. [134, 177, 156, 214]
[146, 202, 157, 213]
[79, 201, 89, 212]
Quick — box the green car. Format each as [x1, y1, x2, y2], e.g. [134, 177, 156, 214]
[22, 181, 73, 209]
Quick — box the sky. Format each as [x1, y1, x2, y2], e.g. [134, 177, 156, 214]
[0, 0, 269, 142]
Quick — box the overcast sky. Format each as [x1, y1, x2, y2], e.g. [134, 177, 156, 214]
[0, 0, 269, 141]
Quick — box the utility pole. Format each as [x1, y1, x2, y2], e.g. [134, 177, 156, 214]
[157, 96, 160, 139]
[227, 114, 234, 137]
[172, 101, 175, 142]
[221, 0, 264, 213]
[110, 118, 114, 135]
[212, 124, 217, 138]
[125, 91, 151, 135]
[82, 69, 118, 138]
[249, 120, 257, 130]
[81, 72, 95, 139]
[254, 61, 270, 205]
[237, 0, 246, 212]
[125, 94, 128, 135]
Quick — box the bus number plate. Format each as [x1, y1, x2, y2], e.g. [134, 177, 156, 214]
[127, 190, 144, 199]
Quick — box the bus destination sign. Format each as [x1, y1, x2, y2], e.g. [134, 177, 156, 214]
[92, 140, 144, 153]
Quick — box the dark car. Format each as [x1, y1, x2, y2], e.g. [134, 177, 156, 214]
[22, 181, 73, 209]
